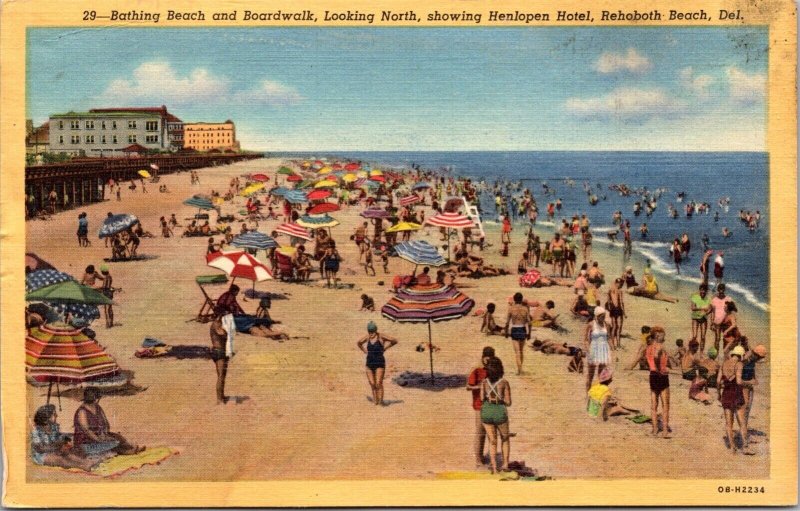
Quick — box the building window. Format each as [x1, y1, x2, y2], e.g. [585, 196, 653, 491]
[112, 121, 117, 129]
[112, 135, 118, 144]
[128, 135, 137, 144]
[70, 120, 80, 129]
[85, 120, 94, 129]
[101, 121, 106, 130]
[85, 135, 95, 144]
[145, 135, 158, 144]
[128, 121, 137, 129]
[58, 121, 64, 130]
[58, 135, 64, 144]
[71, 135, 80, 144]
[100, 135, 106, 144]
[145, 121, 158, 132]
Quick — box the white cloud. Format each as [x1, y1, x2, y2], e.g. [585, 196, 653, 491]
[565, 87, 687, 122]
[99, 61, 303, 107]
[593, 48, 651, 74]
[679, 67, 714, 98]
[726, 66, 765, 105]
[232, 80, 304, 106]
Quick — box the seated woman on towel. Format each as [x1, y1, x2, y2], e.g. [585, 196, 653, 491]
[73, 387, 144, 458]
[215, 284, 288, 339]
[31, 404, 98, 471]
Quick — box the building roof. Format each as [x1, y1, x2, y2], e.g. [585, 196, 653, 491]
[184, 121, 235, 126]
[51, 111, 161, 119]
[91, 106, 183, 123]
[121, 143, 150, 152]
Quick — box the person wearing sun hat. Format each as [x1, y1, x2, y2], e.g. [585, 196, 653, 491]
[584, 306, 611, 392]
[717, 344, 748, 453]
[357, 321, 398, 406]
[741, 343, 768, 440]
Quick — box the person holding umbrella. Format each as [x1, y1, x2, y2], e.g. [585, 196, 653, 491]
[357, 321, 398, 406]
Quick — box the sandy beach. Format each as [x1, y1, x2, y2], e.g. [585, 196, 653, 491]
[26, 157, 770, 481]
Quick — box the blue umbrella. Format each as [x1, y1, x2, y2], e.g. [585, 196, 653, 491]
[270, 187, 291, 196]
[413, 182, 431, 190]
[183, 196, 215, 210]
[230, 231, 279, 250]
[394, 240, 447, 267]
[98, 214, 139, 239]
[284, 190, 309, 204]
[25, 270, 101, 321]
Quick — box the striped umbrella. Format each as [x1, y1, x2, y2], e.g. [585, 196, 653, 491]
[284, 190, 309, 204]
[425, 212, 475, 260]
[183, 196, 215, 211]
[309, 202, 340, 215]
[381, 284, 475, 381]
[413, 182, 431, 190]
[394, 240, 446, 268]
[98, 213, 139, 238]
[230, 231, 279, 251]
[360, 208, 391, 219]
[275, 222, 313, 241]
[297, 214, 340, 229]
[206, 251, 273, 291]
[399, 194, 421, 207]
[26, 270, 101, 322]
[270, 187, 291, 197]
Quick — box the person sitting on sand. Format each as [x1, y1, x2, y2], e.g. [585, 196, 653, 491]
[415, 266, 432, 285]
[183, 220, 198, 236]
[199, 221, 211, 236]
[359, 294, 376, 312]
[294, 246, 313, 281]
[31, 404, 99, 471]
[671, 339, 686, 369]
[628, 269, 678, 303]
[73, 387, 144, 457]
[531, 300, 560, 329]
[480, 303, 504, 336]
[587, 261, 604, 285]
[621, 266, 638, 289]
[587, 368, 640, 421]
[571, 292, 592, 319]
[215, 284, 287, 339]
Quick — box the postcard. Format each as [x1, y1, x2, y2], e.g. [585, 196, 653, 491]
[1, 0, 796, 506]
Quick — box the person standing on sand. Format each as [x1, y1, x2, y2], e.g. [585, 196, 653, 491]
[690, 284, 712, 351]
[699, 249, 713, 286]
[710, 284, 732, 357]
[606, 278, 625, 350]
[99, 265, 115, 328]
[714, 251, 725, 285]
[77, 212, 89, 247]
[741, 344, 766, 442]
[357, 322, 398, 406]
[717, 345, 748, 453]
[645, 326, 671, 438]
[480, 356, 512, 474]
[466, 346, 494, 466]
[584, 307, 612, 391]
[210, 313, 232, 404]
[504, 292, 531, 375]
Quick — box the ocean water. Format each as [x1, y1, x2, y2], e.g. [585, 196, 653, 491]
[268, 151, 769, 311]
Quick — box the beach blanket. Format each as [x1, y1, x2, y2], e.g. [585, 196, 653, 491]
[39, 447, 177, 478]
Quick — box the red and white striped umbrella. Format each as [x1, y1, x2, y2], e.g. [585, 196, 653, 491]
[275, 222, 313, 241]
[425, 211, 474, 228]
[399, 194, 421, 207]
[206, 250, 273, 282]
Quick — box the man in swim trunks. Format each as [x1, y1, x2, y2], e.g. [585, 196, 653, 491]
[210, 314, 231, 404]
[504, 292, 531, 375]
[690, 284, 712, 351]
[531, 300, 559, 329]
[550, 233, 565, 277]
[710, 283, 732, 357]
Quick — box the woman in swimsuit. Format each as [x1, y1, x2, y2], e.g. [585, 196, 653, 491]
[320, 240, 342, 288]
[584, 308, 612, 391]
[741, 344, 766, 441]
[720, 301, 741, 353]
[80, 265, 104, 288]
[73, 387, 144, 457]
[357, 322, 398, 406]
[606, 278, 625, 350]
[480, 356, 512, 474]
[717, 346, 748, 453]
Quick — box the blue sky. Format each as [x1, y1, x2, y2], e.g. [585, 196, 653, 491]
[27, 27, 767, 151]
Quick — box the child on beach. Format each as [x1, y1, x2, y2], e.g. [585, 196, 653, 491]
[359, 294, 375, 312]
[480, 303, 503, 336]
[363, 241, 376, 276]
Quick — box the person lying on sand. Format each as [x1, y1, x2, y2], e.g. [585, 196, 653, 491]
[587, 369, 640, 421]
[216, 284, 288, 339]
[530, 338, 580, 356]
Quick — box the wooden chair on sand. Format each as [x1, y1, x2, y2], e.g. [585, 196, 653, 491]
[194, 274, 229, 323]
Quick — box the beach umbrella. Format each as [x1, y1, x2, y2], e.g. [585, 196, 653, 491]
[183, 196, 215, 211]
[394, 240, 446, 269]
[25, 252, 56, 272]
[150, 163, 159, 171]
[240, 183, 266, 196]
[26, 324, 123, 407]
[399, 194, 421, 207]
[342, 173, 358, 183]
[287, 174, 303, 182]
[425, 212, 475, 260]
[312, 160, 324, 170]
[356, 170, 368, 179]
[250, 173, 270, 182]
[360, 208, 391, 219]
[26, 270, 101, 322]
[369, 169, 384, 176]
[318, 166, 333, 175]
[98, 213, 139, 239]
[284, 190, 309, 204]
[386, 221, 422, 234]
[137, 170, 151, 179]
[369, 175, 386, 183]
[278, 166, 295, 175]
[519, 269, 542, 288]
[413, 182, 431, 190]
[275, 222, 313, 241]
[230, 231, 279, 251]
[270, 187, 291, 197]
[25, 280, 112, 305]
[307, 189, 332, 201]
[315, 180, 338, 188]
[332, 163, 343, 170]
[297, 214, 340, 229]
[309, 203, 340, 215]
[276, 246, 297, 257]
[344, 162, 360, 171]
[382, 284, 474, 382]
[207, 250, 273, 293]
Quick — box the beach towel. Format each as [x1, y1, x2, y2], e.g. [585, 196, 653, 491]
[38, 447, 177, 478]
[625, 414, 651, 424]
[221, 313, 236, 357]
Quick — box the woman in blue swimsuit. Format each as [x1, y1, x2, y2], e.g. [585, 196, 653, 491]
[357, 321, 399, 406]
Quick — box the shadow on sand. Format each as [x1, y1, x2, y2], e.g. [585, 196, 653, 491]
[392, 371, 467, 391]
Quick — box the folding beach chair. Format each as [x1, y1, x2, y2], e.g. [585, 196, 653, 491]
[274, 252, 296, 281]
[194, 274, 229, 323]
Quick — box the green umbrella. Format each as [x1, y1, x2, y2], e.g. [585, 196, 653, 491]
[278, 166, 294, 175]
[25, 281, 112, 305]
